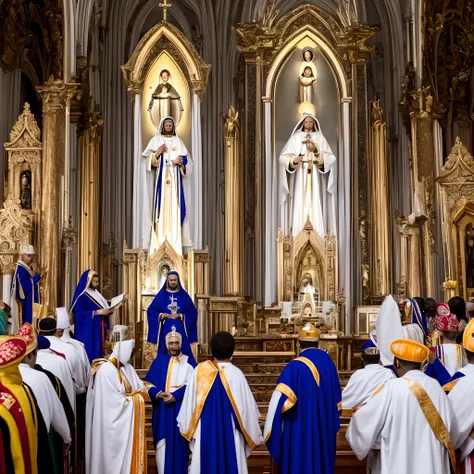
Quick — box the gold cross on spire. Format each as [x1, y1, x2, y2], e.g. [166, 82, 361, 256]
[159, 0, 172, 21]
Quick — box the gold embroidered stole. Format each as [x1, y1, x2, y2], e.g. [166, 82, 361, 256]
[180, 360, 219, 441]
[91, 357, 147, 473]
[294, 356, 320, 386]
[404, 378, 456, 471]
[180, 360, 258, 449]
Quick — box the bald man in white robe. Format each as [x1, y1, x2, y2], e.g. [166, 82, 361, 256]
[19, 347, 71, 444]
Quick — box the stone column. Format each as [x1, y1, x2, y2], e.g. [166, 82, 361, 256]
[36, 78, 78, 308]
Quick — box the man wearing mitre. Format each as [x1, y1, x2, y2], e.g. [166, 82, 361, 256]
[86, 339, 151, 474]
[147, 270, 198, 360]
[141, 116, 193, 255]
[69, 269, 114, 362]
[178, 332, 263, 474]
[145, 327, 197, 474]
[346, 338, 457, 474]
[264, 323, 341, 474]
[280, 114, 336, 238]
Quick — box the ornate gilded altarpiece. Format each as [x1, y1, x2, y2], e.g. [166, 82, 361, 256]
[121, 20, 211, 367]
[234, 4, 376, 334]
[1, 103, 39, 296]
[437, 138, 474, 301]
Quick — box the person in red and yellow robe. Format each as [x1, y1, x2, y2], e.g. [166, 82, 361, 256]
[0, 335, 53, 474]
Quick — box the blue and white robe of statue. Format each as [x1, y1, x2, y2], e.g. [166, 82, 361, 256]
[10, 260, 40, 331]
[145, 353, 196, 474]
[264, 348, 342, 474]
[147, 272, 197, 360]
[70, 270, 110, 362]
[141, 116, 193, 255]
[177, 360, 263, 474]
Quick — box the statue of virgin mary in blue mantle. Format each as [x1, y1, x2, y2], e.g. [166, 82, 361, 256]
[147, 271, 198, 360]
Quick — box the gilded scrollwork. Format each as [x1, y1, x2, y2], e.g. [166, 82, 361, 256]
[0, 197, 34, 274]
[437, 137, 474, 214]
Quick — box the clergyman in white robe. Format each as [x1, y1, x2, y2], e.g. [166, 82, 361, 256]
[36, 345, 76, 413]
[57, 307, 91, 389]
[446, 319, 474, 474]
[448, 368, 474, 473]
[279, 114, 336, 238]
[19, 362, 71, 444]
[341, 339, 395, 474]
[177, 333, 263, 474]
[346, 339, 457, 474]
[140, 116, 193, 255]
[39, 317, 87, 395]
[86, 339, 150, 474]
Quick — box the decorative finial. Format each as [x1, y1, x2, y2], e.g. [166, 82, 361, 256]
[159, 0, 172, 21]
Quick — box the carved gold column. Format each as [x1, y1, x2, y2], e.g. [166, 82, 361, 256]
[397, 214, 427, 297]
[337, 26, 377, 302]
[78, 113, 103, 275]
[234, 24, 274, 302]
[368, 101, 391, 296]
[36, 78, 78, 308]
[223, 106, 243, 295]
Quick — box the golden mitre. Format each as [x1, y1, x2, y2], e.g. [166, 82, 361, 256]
[390, 338, 429, 363]
[299, 322, 321, 341]
[463, 318, 474, 352]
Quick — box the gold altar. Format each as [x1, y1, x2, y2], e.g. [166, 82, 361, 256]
[2, 1, 474, 472]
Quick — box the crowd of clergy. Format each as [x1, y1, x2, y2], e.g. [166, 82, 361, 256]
[1, 245, 474, 474]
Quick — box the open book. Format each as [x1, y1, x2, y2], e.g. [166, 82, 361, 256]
[109, 293, 125, 310]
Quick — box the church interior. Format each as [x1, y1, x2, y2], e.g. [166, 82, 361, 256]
[1, 0, 474, 472]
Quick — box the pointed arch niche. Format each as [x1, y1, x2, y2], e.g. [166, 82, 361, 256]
[122, 21, 210, 250]
[263, 8, 350, 313]
[235, 5, 376, 330]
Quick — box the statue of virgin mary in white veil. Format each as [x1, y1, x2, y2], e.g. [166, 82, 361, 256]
[279, 114, 337, 238]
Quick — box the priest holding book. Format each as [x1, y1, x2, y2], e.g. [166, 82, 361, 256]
[70, 270, 123, 362]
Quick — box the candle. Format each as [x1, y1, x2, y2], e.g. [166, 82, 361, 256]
[145, 277, 151, 290]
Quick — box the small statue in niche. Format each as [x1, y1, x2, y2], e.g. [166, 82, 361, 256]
[148, 69, 184, 127]
[466, 229, 474, 289]
[20, 171, 32, 210]
[299, 48, 317, 106]
[299, 272, 317, 311]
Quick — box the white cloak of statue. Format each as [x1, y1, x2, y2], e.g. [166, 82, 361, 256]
[137, 116, 193, 255]
[279, 114, 337, 238]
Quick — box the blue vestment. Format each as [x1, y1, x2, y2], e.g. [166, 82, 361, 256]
[12, 261, 40, 325]
[70, 270, 109, 362]
[266, 348, 341, 474]
[198, 373, 240, 474]
[147, 272, 197, 360]
[145, 354, 196, 474]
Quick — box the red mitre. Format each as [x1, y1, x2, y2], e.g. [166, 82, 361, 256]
[0, 336, 27, 369]
[16, 323, 37, 355]
[434, 303, 459, 332]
